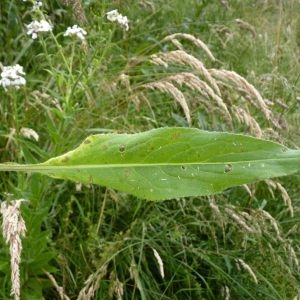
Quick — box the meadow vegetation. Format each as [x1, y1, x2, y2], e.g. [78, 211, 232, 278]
[0, 0, 300, 299]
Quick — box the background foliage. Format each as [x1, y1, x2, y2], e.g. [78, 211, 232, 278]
[0, 0, 300, 299]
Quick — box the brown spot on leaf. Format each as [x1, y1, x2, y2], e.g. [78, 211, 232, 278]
[61, 156, 70, 163]
[224, 164, 232, 173]
[171, 131, 181, 140]
[84, 138, 92, 144]
[119, 144, 126, 152]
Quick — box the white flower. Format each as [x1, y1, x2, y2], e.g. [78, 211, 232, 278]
[32, 0, 43, 11]
[20, 128, 39, 142]
[22, 0, 42, 10]
[26, 19, 53, 39]
[64, 25, 87, 41]
[106, 9, 129, 31]
[0, 64, 26, 90]
[106, 9, 119, 22]
[116, 15, 129, 31]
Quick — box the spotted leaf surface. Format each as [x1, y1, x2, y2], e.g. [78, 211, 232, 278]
[1, 127, 300, 200]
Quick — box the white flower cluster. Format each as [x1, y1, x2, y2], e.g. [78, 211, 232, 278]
[64, 25, 87, 41]
[106, 9, 129, 31]
[26, 19, 53, 39]
[32, 0, 43, 11]
[0, 64, 26, 89]
[22, 0, 42, 10]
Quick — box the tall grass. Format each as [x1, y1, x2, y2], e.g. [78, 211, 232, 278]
[0, 0, 300, 299]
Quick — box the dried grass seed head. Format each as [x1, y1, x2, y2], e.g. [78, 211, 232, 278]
[231, 105, 262, 137]
[225, 207, 255, 233]
[61, 0, 87, 25]
[20, 127, 39, 142]
[143, 80, 191, 125]
[1, 199, 27, 300]
[258, 209, 283, 242]
[150, 50, 221, 96]
[166, 72, 232, 123]
[152, 248, 165, 279]
[162, 33, 216, 61]
[209, 68, 280, 128]
[236, 258, 258, 284]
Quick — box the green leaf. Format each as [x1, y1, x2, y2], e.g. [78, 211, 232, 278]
[1, 127, 299, 200]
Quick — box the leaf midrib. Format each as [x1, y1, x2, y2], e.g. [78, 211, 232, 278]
[0, 156, 298, 172]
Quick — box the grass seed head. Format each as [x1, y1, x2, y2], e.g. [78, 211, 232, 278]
[162, 33, 217, 61]
[152, 248, 165, 279]
[1, 199, 27, 300]
[151, 50, 221, 96]
[143, 81, 191, 125]
[225, 207, 255, 233]
[236, 258, 258, 284]
[61, 0, 87, 25]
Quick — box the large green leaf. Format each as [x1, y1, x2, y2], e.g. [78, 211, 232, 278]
[1, 127, 299, 200]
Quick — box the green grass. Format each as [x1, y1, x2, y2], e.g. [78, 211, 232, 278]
[0, 0, 300, 299]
